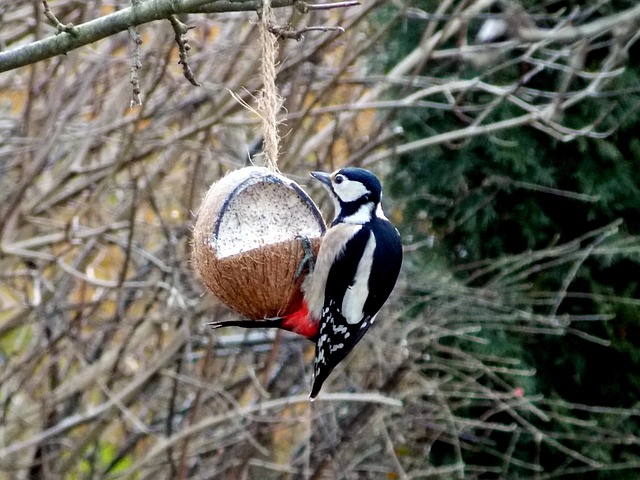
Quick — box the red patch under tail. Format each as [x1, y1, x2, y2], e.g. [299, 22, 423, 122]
[282, 302, 318, 340]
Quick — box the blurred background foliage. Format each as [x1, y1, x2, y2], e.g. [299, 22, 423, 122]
[1, 0, 640, 478]
[379, 0, 640, 477]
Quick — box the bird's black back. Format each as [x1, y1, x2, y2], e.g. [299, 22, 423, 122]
[364, 217, 403, 317]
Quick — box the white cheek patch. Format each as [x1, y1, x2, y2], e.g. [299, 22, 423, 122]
[333, 178, 370, 203]
[341, 232, 377, 324]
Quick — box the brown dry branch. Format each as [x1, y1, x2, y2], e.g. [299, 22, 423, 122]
[168, 14, 201, 87]
[269, 23, 345, 41]
[1, 1, 640, 478]
[128, 26, 144, 106]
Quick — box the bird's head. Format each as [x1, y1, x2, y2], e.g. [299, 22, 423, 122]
[310, 167, 384, 225]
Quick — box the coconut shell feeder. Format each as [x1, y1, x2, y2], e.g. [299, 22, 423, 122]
[193, 167, 325, 320]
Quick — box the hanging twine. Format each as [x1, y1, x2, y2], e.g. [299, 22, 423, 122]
[258, 0, 283, 172]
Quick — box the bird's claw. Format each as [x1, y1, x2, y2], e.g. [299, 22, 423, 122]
[295, 235, 315, 278]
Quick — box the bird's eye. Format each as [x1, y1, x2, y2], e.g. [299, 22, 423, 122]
[334, 175, 344, 184]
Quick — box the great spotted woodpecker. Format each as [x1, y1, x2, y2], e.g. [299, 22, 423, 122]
[209, 167, 403, 399]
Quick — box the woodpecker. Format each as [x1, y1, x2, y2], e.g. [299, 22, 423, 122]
[209, 167, 403, 399]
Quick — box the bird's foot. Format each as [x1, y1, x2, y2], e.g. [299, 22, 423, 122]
[295, 235, 316, 278]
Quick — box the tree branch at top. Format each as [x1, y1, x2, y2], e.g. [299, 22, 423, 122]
[0, 0, 358, 74]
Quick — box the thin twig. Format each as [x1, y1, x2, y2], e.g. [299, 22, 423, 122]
[42, 0, 77, 35]
[128, 26, 143, 107]
[269, 24, 345, 41]
[302, 1, 360, 11]
[168, 14, 201, 87]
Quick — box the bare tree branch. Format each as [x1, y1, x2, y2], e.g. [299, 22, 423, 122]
[515, 3, 640, 42]
[0, 0, 300, 73]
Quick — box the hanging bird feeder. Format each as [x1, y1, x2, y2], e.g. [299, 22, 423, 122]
[192, 166, 325, 320]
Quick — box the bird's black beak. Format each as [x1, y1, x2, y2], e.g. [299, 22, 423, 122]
[310, 171, 332, 187]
